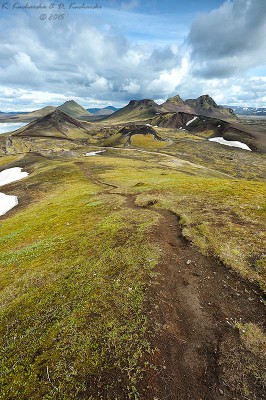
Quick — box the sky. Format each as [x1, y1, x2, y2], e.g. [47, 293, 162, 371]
[0, 0, 265, 111]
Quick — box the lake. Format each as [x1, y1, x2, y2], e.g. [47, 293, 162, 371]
[0, 122, 27, 134]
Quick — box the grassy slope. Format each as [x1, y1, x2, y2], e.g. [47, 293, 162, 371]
[0, 156, 159, 399]
[58, 101, 91, 117]
[130, 134, 168, 149]
[87, 153, 266, 290]
[100, 108, 156, 125]
[153, 126, 266, 180]
[0, 140, 265, 398]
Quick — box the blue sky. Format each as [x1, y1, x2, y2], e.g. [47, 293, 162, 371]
[0, 0, 265, 111]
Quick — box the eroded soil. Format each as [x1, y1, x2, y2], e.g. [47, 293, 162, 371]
[136, 204, 265, 400]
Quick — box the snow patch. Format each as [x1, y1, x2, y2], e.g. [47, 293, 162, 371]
[0, 167, 29, 216]
[145, 124, 152, 127]
[186, 116, 198, 126]
[0, 167, 29, 187]
[208, 137, 252, 151]
[0, 193, 18, 216]
[218, 125, 221, 128]
[85, 150, 106, 156]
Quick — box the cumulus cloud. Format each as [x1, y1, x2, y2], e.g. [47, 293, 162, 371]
[0, 52, 41, 85]
[122, 81, 141, 94]
[188, 0, 266, 78]
[0, 0, 265, 110]
[147, 57, 190, 95]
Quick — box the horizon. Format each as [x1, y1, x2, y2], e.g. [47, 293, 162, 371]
[1, 94, 266, 113]
[0, 0, 265, 111]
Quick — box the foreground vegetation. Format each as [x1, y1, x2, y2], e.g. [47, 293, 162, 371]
[0, 156, 159, 399]
[89, 151, 266, 290]
[0, 135, 265, 398]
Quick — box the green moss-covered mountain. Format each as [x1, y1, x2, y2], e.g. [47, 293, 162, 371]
[58, 100, 92, 117]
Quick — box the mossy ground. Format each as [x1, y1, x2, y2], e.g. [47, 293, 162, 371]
[0, 133, 265, 398]
[130, 134, 168, 149]
[86, 153, 265, 290]
[0, 156, 159, 399]
[219, 321, 266, 398]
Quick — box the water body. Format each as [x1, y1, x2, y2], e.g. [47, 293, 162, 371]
[0, 122, 27, 134]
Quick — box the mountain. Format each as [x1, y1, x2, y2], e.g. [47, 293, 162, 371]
[0, 106, 57, 122]
[224, 106, 266, 116]
[12, 109, 91, 140]
[185, 95, 236, 119]
[162, 95, 194, 114]
[162, 94, 237, 121]
[26, 106, 57, 119]
[88, 106, 119, 116]
[0, 102, 91, 123]
[58, 100, 92, 118]
[102, 99, 167, 123]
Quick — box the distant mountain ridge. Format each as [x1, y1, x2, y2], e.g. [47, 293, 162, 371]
[101, 95, 237, 124]
[224, 106, 266, 116]
[87, 106, 119, 116]
[5, 94, 265, 153]
[0, 96, 239, 123]
[102, 99, 167, 123]
[162, 94, 236, 120]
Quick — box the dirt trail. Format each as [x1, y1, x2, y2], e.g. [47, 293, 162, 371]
[134, 202, 265, 400]
[76, 162, 265, 400]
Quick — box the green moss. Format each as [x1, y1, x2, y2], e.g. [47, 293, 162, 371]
[0, 157, 159, 399]
[0, 140, 265, 398]
[130, 134, 168, 149]
[90, 154, 266, 289]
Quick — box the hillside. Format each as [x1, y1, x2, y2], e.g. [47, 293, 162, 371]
[0, 95, 266, 400]
[162, 94, 237, 121]
[161, 94, 195, 114]
[0, 101, 91, 123]
[0, 106, 57, 123]
[101, 99, 167, 124]
[88, 106, 119, 116]
[12, 109, 91, 140]
[58, 100, 92, 118]
[0, 136, 265, 400]
[101, 124, 168, 148]
[150, 112, 262, 151]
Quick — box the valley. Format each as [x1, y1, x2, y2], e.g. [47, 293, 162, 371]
[0, 95, 265, 400]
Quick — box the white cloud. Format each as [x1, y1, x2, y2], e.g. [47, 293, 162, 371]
[189, 0, 266, 78]
[0, 1, 265, 110]
[90, 76, 111, 92]
[122, 81, 141, 94]
[0, 52, 41, 85]
[147, 57, 190, 95]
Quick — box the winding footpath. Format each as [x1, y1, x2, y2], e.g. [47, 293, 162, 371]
[77, 160, 265, 400]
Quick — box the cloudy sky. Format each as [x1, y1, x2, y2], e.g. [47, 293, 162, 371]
[0, 0, 265, 111]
